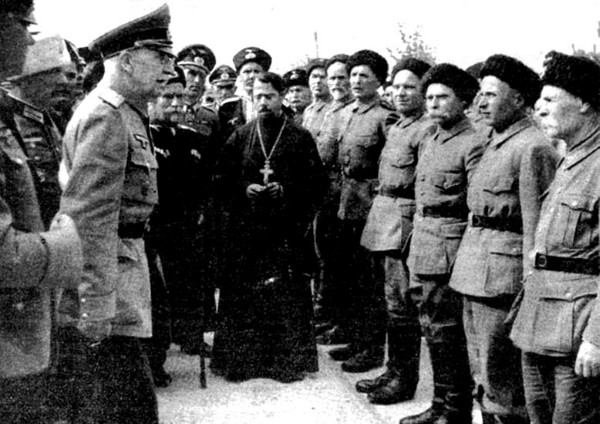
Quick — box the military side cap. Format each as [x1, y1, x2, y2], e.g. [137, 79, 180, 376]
[347, 50, 388, 85]
[16, 34, 72, 79]
[542, 51, 600, 108]
[422, 63, 479, 105]
[209, 64, 237, 86]
[306, 58, 328, 77]
[88, 3, 174, 59]
[391, 57, 431, 80]
[176, 44, 216, 74]
[0, 0, 35, 23]
[480, 54, 541, 107]
[283, 68, 308, 89]
[232, 46, 271, 72]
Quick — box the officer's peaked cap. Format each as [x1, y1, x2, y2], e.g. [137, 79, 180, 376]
[232, 47, 271, 72]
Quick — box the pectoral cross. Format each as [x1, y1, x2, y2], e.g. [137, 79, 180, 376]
[259, 161, 274, 184]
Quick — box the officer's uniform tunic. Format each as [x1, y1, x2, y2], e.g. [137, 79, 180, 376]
[510, 124, 600, 424]
[449, 117, 559, 417]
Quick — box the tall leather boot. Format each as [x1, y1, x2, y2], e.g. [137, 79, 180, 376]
[367, 327, 421, 404]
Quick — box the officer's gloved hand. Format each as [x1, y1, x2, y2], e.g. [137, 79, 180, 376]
[78, 319, 112, 345]
[265, 182, 284, 199]
[246, 183, 266, 199]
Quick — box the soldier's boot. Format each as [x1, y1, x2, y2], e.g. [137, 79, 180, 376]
[367, 328, 420, 404]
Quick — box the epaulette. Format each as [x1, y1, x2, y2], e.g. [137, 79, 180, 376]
[7, 94, 47, 125]
[178, 124, 198, 133]
[97, 88, 125, 109]
[220, 96, 240, 106]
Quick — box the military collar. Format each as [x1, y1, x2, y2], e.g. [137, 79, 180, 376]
[433, 117, 472, 144]
[396, 111, 425, 130]
[489, 116, 533, 150]
[310, 98, 331, 112]
[97, 87, 126, 109]
[351, 95, 379, 114]
[562, 124, 600, 170]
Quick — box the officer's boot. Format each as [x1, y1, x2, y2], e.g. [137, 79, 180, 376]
[367, 327, 421, 404]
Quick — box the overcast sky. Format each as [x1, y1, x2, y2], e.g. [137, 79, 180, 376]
[35, 0, 600, 73]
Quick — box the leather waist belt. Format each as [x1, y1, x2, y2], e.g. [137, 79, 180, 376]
[471, 215, 522, 234]
[534, 253, 599, 275]
[417, 205, 467, 220]
[379, 186, 415, 200]
[118, 222, 147, 239]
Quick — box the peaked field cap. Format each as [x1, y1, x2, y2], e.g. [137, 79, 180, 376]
[391, 57, 431, 80]
[480, 54, 541, 107]
[209, 64, 237, 86]
[88, 3, 174, 59]
[422, 63, 479, 105]
[347, 50, 388, 85]
[283, 68, 308, 88]
[232, 47, 271, 72]
[0, 0, 35, 22]
[176, 44, 216, 73]
[542, 50, 600, 108]
[15, 34, 73, 79]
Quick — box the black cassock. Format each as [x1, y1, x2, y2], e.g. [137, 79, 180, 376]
[212, 114, 325, 381]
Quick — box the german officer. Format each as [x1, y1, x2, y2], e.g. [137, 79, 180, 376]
[0, 2, 83, 422]
[449, 54, 559, 424]
[510, 52, 600, 424]
[209, 64, 237, 108]
[400, 64, 485, 424]
[219, 46, 271, 140]
[329, 50, 399, 373]
[57, 5, 175, 423]
[357, 58, 434, 405]
[283, 68, 311, 126]
[302, 58, 332, 138]
[312, 54, 354, 343]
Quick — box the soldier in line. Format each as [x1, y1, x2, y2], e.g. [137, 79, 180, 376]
[510, 52, 600, 424]
[209, 64, 237, 109]
[312, 54, 354, 344]
[302, 58, 332, 139]
[283, 68, 311, 126]
[219, 46, 272, 140]
[0, 1, 83, 422]
[56, 5, 175, 423]
[357, 58, 434, 405]
[328, 50, 399, 373]
[449, 54, 559, 424]
[400, 64, 485, 424]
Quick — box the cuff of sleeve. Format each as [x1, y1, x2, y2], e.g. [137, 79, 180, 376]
[79, 293, 117, 322]
[39, 226, 83, 289]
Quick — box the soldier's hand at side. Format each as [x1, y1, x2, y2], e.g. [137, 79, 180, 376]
[266, 182, 284, 199]
[575, 340, 600, 377]
[246, 183, 266, 199]
[78, 319, 112, 344]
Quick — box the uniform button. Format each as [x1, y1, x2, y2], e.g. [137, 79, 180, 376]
[15, 158, 24, 165]
[571, 201, 578, 207]
[15, 302, 25, 311]
[81, 313, 89, 319]
[565, 291, 572, 300]
[81, 298, 86, 303]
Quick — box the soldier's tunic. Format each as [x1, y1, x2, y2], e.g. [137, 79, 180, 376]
[408, 116, 485, 412]
[58, 87, 159, 423]
[302, 97, 332, 139]
[511, 124, 600, 423]
[0, 91, 81, 419]
[218, 95, 253, 142]
[450, 117, 559, 417]
[337, 96, 398, 352]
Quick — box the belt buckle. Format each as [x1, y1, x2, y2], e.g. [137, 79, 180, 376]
[535, 253, 548, 269]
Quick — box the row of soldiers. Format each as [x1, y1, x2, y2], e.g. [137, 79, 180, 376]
[1, 2, 600, 424]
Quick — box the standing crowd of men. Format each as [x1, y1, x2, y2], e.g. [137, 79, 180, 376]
[1, 1, 600, 424]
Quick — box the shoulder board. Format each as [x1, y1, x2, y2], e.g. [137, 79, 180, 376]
[220, 96, 241, 106]
[7, 94, 48, 125]
[97, 88, 125, 109]
[178, 124, 198, 133]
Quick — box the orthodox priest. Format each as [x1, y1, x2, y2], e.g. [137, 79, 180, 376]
[212, 72, 325, 383]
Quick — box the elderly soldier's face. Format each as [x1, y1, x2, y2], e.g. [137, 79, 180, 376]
[182, 66, 207, 98]
[327, 62, 350, 101]
[0, 12, 35, 79]
[152, 82, 185, 124]
[254, 79, 283, 117]
[536, 85, 586, 142]
[309, 67, 329, 98]
[239, 62, 264, 93]
[350, 65, 380, 101]
[478, 75, 521, 131]
[129, 48, 176, 101]
[393, 70, 424, 116]
[426, 83, 465, 128]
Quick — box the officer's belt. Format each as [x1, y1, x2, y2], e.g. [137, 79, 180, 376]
[118, 222, 148, 239]
[417, 205, 467, 220]
[534, 253, 599, 275]
[470, 215, 522, 234]
[379, 185, 414, 200]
